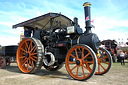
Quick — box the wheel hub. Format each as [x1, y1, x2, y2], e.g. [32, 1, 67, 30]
[25, 53, 29, 58]
[76, 60, 80, 65]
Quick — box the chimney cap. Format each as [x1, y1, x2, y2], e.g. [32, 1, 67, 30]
[83, 2, 91, 7]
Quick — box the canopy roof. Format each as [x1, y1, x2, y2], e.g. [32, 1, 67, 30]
[12, 13, 74, 30]
[101, 39, 118, 45]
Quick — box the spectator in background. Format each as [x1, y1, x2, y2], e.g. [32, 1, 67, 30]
[117, 48, 121, 62]
[120, 50, 125, 65]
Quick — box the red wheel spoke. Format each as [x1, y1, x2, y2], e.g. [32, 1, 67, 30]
[27, 60, 29, 71]
[98, 64, 100, 72]
[82, 53, 90, 60]
[76, 66, 79, 77]
[81, 48, 84, 59]
[29, 58, 34, 68]
[100, 51, 103, 58]
[86, 64, 92, 70]
[101, 56, 108, 60]
[29, 59, 31, 65]
[30, 46, 36, 53]
[19, 56, 25, 58]
[33, 47, 37, 53]
[20, 48, 27, 53]
[99, 63, 106, 71]
[101, 61, 109, 65]
[70, 54, 77, 60]
[31, 53, 37, 56]
[28, 41, 32, 51]
[25, 46, 28, 52]
[83, 61, 93, 64]
[75, 49, 79, 59]
[32, 56, 37, 59]
[29, 59, 34, 68]
[68, 62, 76, 64]
[31, 60, 34, 68]
[30, 41, 32, 51]
[22, 58, 27, 64]
[25, 42, 29, 51]
[71, 65, 77, 71]
[22, 53, 25, 55]
[21, 58, 28, 67]
[82, 66, 85, 77]
[83, 65, 91, 73]
[30, 57, 36, 62]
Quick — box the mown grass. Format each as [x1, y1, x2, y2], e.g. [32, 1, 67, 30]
[111, 61, 128, 72]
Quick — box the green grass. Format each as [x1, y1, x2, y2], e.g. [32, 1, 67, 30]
[112, 61, 128, 70]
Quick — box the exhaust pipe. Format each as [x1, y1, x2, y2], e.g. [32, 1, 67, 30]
[83, 2, 92, 34]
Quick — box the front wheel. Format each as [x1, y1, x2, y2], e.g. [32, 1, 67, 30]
[95, 48, 112, 75]
[65, 44, 97, 81]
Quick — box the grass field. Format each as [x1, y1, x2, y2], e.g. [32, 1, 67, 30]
[0, 62, 128, 85]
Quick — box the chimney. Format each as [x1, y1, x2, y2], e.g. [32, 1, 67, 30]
[83, 2, 92, 34]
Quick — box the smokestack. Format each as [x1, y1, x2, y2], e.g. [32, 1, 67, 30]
[74, 17, 78, 29]
[83, 2, 92, 34]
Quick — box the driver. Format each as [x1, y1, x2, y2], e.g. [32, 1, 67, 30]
[24, 26, 32, 37]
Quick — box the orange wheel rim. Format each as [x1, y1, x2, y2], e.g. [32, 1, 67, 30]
[65, 46, 95, 80]
[17, 38, 37, 73]
[95, 48, 110, 74]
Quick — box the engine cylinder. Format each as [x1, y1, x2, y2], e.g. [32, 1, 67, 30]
[67, 33, 100, 53]
[79, 33, 100, 52]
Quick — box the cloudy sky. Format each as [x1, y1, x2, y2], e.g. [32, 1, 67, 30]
[0, 0, 128, 46]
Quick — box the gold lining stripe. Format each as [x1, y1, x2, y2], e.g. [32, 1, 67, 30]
[83, 2, 91, 7]
[69, 38, 72, 47]
[77, 36, 81, 44]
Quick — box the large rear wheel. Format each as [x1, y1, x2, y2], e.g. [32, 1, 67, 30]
[17, 38, 44, 73]
[95, 47, 112, 75]
[65, 45, 97, 81]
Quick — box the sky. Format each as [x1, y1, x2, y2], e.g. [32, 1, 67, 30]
[0, 0, 128, 46]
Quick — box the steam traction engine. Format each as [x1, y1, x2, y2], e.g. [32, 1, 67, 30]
[101, 40, 117, 62]
[13, 2, 112, 80]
